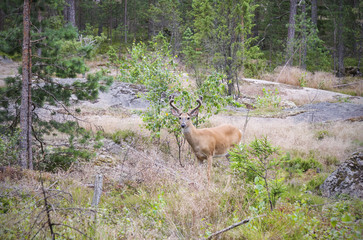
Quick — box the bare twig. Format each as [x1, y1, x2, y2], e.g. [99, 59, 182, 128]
[37, 84, 89, 123]
[52, 223, 93, 240]
[242, 109, 250, 143]
[40, 176, 55, 240]
[206, 214, 266, 240]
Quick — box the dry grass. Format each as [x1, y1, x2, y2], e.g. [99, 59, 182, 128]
[211, 115, 363, 163]
[1, 112, 362, 238]
[261, 66, 363, 97]
[262, 66, 338, 90]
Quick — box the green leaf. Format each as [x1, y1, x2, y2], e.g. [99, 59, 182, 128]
[341, 214, 353, 223]
[330, 217, 338, 228]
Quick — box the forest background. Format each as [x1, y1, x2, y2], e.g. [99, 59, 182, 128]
[0, 0, 362, 239]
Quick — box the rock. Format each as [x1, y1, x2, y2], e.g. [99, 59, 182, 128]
[0, 55, 13, 64]
[279, 100, 297, 109]
[320, 152, 363, 199]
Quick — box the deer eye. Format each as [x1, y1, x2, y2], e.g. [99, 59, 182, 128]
[179, 117, 181, 120]
[187, 117, 190, 120]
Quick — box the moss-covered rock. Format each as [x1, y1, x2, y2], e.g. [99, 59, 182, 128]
[320, 152, 363, 199]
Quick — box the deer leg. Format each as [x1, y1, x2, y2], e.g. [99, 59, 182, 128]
[207, 155, 213, 184]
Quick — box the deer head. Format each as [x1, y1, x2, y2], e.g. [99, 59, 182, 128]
[169, 95, 203, 130]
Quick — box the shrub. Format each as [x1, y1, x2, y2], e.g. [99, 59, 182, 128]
[284, 153, 322, 173]
[306, 174, 328, 193]
[229, 137, 286, 211]
[254, 88, 281, 109]
[112, 130, 136, 144]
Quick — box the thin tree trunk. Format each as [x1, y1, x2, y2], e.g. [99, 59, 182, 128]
[0, 9, 5, 31]
[64, 0, 76, 27]
[336, 0, 345, 77]
[20, 0, 32, 169]
[311, 0, 318, 27]
[124, 0, 127, 44]
[286, 0, 297, 66]
[37, 8, 42, 57]
[353, 0, 361, 68]
[109, 6, 113, 45]
[252, 3, 259, 38]
[301, 2, 307, 70]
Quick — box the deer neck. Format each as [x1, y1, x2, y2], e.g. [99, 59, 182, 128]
[182, 123, 199, 147]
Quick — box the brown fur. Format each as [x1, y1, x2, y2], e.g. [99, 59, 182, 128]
[170, 96, 242, 183]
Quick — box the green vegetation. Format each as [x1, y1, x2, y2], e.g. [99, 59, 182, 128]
[254, 88, 281, 109]
[0, 0, 362, 239]
[229, 137, 286, 211]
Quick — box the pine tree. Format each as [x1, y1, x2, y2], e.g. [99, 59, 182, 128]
[0, 0, 112, 170]
[192, 0, 259, 95]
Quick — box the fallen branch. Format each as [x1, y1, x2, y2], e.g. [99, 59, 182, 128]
[206, 214, 266, 240]
[333, 81, 361, 88]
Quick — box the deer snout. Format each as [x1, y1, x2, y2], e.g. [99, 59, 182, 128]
[181, 123, 186, 128]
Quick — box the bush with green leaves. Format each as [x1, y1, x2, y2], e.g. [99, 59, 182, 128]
[254, 88, 281, 109]
[229, 137, 286, 211]
[283, 152, 322, 174]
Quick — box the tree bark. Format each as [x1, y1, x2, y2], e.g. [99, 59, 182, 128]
[336, 0, 345, 77]
[311, 0, 318, 27]
[252, 3, 259, 38]
[0, 9, 5, 31]
[286, 0, 297, 66]
[301, 2, 307, 70]
[37, 8, 42, 57]
[20, 0, 32, 169]
[124, 0, 127, 44]
[64, 0, 76, 27]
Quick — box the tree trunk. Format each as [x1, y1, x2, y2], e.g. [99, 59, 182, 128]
[311, 0, 318, 27]
[64, 0, 76, 27]
[252, 3, 259, 38]
[336, 0, 345, 77]
[286, 0, 297, 66]
[124, 0, 127, 44]
[37, 8, 42, 57]
[0, 9, 5, 31]
[20, 0, 32, 169]
[353, 0, 361, 68]
[301, 2, 307, 70]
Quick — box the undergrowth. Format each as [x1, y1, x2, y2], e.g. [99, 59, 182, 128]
[0, 135, 362, 239]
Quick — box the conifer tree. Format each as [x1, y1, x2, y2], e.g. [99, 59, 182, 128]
[0, 0, 111, 170]
[192, 0, 259, 95]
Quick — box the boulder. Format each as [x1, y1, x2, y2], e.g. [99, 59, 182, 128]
[320, 152, 363, 199]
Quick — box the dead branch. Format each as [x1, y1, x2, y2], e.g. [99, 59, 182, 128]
[333, 81, 361, 88]
[40, 176, 55, 240]
[52, 223, 93, 240]
[206, 214, 266, 240]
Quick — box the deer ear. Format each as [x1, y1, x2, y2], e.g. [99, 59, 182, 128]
[189, 109, 199, 117]
[171, 108, 180, 117]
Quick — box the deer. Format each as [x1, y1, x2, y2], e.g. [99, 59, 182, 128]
[169, 95, 242, 183]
